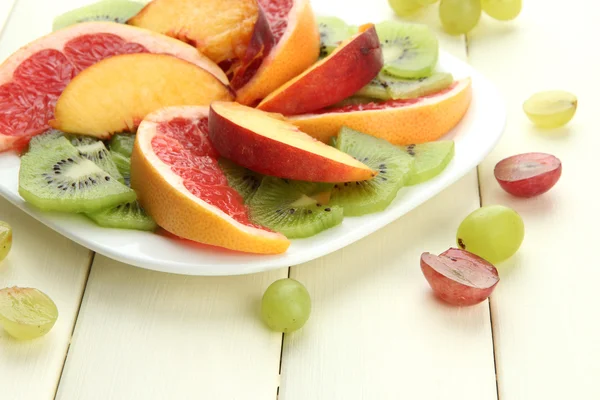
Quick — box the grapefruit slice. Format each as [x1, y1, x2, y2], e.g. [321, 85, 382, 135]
[0, 21, 228, 153]
[50, 53, 233, 138]
[289, 78, 473, 145]
[130, 106, 290, 254]
[233, 0, 321, 106]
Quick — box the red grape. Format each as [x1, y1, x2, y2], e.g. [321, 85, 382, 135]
[420, 250, 499, 306]
[494, 152, 561, 198]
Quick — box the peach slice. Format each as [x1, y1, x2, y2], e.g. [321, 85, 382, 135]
[208, 102, 377, 182]
[128, 0, 261, 67]
[256, 24, 383, 115]
[50, 53, 233, 138]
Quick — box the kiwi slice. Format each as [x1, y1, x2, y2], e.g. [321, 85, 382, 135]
[110, 150, 131, 184]
[218, 158, 263, 203]
[330, 127, 415, 216]
[317, 16, 356, 58]
[356, 72, 454, 100]
[28, 130, 65, 152]
[86, 201, 157, 231]
[399, 141, 455, 185]
[248, 178, 343, 239]
[18, 136, 136, 213]
[52, 0, 146, 31]
[108, 133, 135, 158]
[376, 20, 439, 79]
[69, 136, 124, 184]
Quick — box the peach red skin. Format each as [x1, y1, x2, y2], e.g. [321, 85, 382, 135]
[208, 107, 374, 182]
[256, 26, 383, 115]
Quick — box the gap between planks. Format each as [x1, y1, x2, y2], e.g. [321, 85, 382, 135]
[52, 252, 96, 400]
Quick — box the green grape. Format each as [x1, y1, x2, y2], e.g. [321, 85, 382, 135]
[261, 278, 311, 333]
[387, 0, 423, 17]
[0, 287, 59, 340]
[439, 0, 481, 35]
[417, 0, 439, 4]
[456, 205, 524, 264]
[0, 221, 12, 262]
[481, 0, 522, 21]
[523, 90, 577, 129]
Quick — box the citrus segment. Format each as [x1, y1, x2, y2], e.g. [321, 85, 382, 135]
[0, 21, 227, 153]
[289, 78, 472, 145]
[50, 53, 233, 138]
[233, 0, 321, 106]
[131, 106, 290, 254]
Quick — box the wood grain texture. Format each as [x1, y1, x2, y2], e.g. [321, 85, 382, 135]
[468, 1, 600, 398]
[278, 5, 497, 399]
[56, 256, 287, 400]
[0, 198, 92, 400]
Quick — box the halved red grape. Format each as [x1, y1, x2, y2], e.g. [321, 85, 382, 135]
[494, 152, 561, 198]
[420, 250, 499, 306]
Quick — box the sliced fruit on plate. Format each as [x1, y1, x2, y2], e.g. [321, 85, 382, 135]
[399, 140, 455, 185]
[376, 20, 439, 79]
[0, 21, 228, 153]
[233, 0, 321, 106]
[289, 78, 472, 146]
[109, 133, 135, 157]
[19, 136, 136, 213]
[128, 0, 263, 68]
[50, 53, 233, 138]
[248, 178, 343, 238]
[86, 200, 158, 231]
[130, 105, 290, 254]
[357, 72, 454, 101]
[218, 158, 264, 203]
[257, 23, 383, 115]
[329, 127, 415, 216]
[208, 101, 377, 182]
[316, 16, 356, 58]
[52, 0, 146, 31]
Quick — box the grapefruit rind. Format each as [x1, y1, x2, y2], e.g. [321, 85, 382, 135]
[49, 53, 233, 138]
[289, 78, 473, 145]
[131, 106, 290, 255]
[234, 0, 321, 106]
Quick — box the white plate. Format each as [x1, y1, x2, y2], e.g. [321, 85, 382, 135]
[0, 1, 505, 276]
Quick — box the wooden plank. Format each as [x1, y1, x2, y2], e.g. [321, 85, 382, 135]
[0, 197, 92, 400]
[0, 1, 93, 399]
[279, 4, 497, 399]
[468, 1, 600, 398]
[56, 256, 286, 400]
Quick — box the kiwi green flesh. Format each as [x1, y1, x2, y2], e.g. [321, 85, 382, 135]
[219, 158, 263, 203]
[52, 0, 146, 31]
[28, 130, 65, 153]
[69, 136, 124, 183]
[86, 201, 157, 231]
[108, 133, 135, 157]
[399, 141, 455, 185]
[356, 71, 454, 101]
[248, 178, 343, 239]
[317, 16, 356, 58]
[331, 127, 415, 216]
[111, 150, 131, 185]
[376, 21, 439, 79]
[18, 137, 136, 213]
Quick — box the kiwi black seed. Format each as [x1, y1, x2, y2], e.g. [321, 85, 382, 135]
[329, 127, 415, 216]
[19, 136, 136, 213]
[69, 135, 124, 183]
[248, 178, 343, 239]
[218, 158, 263, 203]
[52, 0, 146, 31]
[375, 20, 439, 79]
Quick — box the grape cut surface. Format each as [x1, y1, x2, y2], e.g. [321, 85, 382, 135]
[0, 287, 59, 340]
[494, 152, 561, 197]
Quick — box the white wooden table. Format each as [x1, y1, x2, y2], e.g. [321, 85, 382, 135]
[0, 0, 596, 399]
